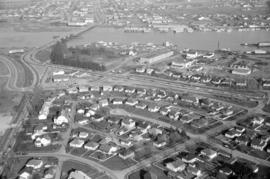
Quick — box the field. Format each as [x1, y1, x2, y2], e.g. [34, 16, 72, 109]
[36, 49, 51, 63]
[0, 61, 9, 75]
[0, 78, 21, 113]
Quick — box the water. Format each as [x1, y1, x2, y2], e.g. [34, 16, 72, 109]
[0, 26, 269, 51]
[0, 31, 75, 48]
[68, 27, 270, 51]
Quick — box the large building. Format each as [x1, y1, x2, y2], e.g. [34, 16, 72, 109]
[0, 0, 31, 9]
[139, 50, 174, 64]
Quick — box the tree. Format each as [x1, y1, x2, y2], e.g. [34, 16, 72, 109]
[50, 40, 67, 63]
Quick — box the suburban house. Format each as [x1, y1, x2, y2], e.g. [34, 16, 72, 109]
[166, 159, 186, 172]
[69, 138, 85, 148]
[118, 148, 135, 159]
[121, 118, 136, 129]
[26, 159, 43, 169]
[84, 141, 100, 151]
[68, 170, 91, 179]
[200, 148, 217, 160]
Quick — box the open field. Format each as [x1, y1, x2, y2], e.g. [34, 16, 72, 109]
[0, 78, 21, 113]
[0, 61, 9, 75]
[36, 49, 51, 63]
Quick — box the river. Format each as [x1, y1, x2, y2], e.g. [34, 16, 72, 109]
[0, 26, 269, 51]
[68, 27, 270, 51]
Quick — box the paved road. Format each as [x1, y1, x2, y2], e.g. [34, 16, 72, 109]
[0, 55, 26, 91]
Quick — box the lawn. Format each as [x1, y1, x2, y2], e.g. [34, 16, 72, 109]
[102, 155, 137, 170]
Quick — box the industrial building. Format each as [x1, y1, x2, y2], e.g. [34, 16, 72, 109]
[139, 50, 174, 64]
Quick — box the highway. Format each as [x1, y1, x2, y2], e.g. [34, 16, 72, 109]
[0, 55, 26, 92]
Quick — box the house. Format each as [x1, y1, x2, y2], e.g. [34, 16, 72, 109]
[107, 117, 121, 124]
[26, 159, 43, 169]
[148, 128, 163, 136]
[159, 107, 170, 116]
[203, 52, 215, 59]
[113, 85, 124, 92]
[235, 79, 247, 87]
[135, 103, 147, 109]
[263, 80, 270, 89]
[91, 115, 104, 122]
[136, 121, 151, 133]
[186, 51, 199, 59]
[171, 60, 193, 69]
[146, 68, 154, 75]
[251, 138, 267, 151]
[137, 88, 147, 95]
[200, 148, 217, 160]
[117, 127, 129, 136]
[38, 98, 55, 120]
[166, 159, 186, 172]
[235, 126, 246, 133]
[85, 109, 95, 117]
[201, 76, 212, 83]
[125, 87, 136, 94]
[211, 78, 223, 85]
[252, 116, 265, 125]
[148, 105, 160, 113]
[153, 140, 167, 148]
[77, 118, 89, 125]
[77, 108, 85, 114]
[84, 141, 99, 150]
[103, 85, 113, 92]
[180, 116, 194, 124]
[90, 86, 100, 92]
[33, 125, 47, 137]
[78, 131, 89, 138]
[119, 148, 135, 159]
[125, 98, 138, 106]
[112, 98, 124, 105]
[35, 135, 51, 147]
[90, 104, 99, 111]
[182, 153, 197, 163]
[99, 99, 109, 107]
[136, 66, 146, 73]
[43, 167, 55, 179]
[235, 136, 249, 146]
[121, 118, 136, 129]
[54, 110, 69, 125]
[181, 96, 198, 104]
[219, 167, 233, 176]
[67, 87, 78, 94]
[69, 138, 85, 148]
[120, 140, 133, 147]
[187, 166, 202, 176]
[225, 129, 242, 139]
[19, 171, 31, 179]
[78, 86, 89, 93]
[68, 170, 91, 179]
[99, 142, 118, 154]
